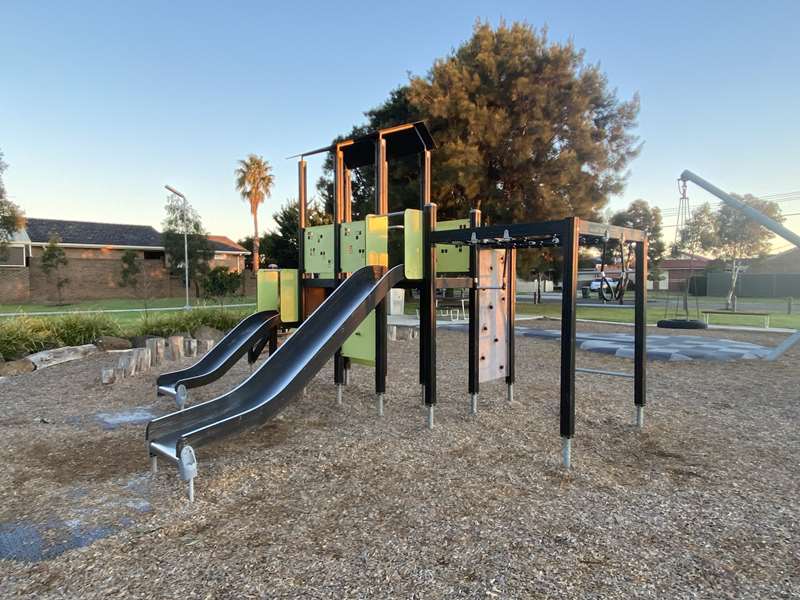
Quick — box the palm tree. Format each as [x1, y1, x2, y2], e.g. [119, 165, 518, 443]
[235, 154, 274, 272]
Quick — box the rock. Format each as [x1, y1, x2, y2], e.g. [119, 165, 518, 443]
[94, 335, 132, 351]
[184, 338, 198, 358]
[101, 368, 116, 384]
[0, 358, 36, 376]
[197, 339, 215, 354]
[193, 325, 224, 344]
[166, 336, 184, 361]
[145, 338, 165, 367]
[130, 335, 156, 348]
[27, 344, 98, 370]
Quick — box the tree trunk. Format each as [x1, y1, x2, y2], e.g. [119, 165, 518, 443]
[727, 258, 738, 311]
[252, 205, 260, 273]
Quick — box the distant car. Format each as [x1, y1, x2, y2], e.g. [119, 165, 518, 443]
[589, 278, 619, 299]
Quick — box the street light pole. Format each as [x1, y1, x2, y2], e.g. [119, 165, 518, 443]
[165, 185, 191, 310]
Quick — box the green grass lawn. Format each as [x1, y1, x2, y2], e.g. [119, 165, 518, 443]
[405, 298, 800, 330]
[516, 302, 800, 329]
[0, 296, 257, 327]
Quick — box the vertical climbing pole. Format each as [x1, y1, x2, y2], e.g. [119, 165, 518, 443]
[418, 149, 432, 403]
[505, 246, 516, 403]
[342, 159, 353, 383]
[333, 145, 345, 405]
[634, 238, 648, 427]
[374, 135, 389, 416]
[468, 209, 481, 415]
[560, 218, 578, 468]
[344, 166, 353, 223]
[422, 202, 437, 428]
[298, 158, 307, 320]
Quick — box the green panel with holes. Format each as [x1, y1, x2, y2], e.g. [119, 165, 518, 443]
[436, 219, 470, 274]
[365, 214, 388, 268]
[340, 220, 366, 272]
[342, 311, 375, 365]
[257, 269, 279, 312]
[303, 224, 334, 277]
[279, 269, 299, 323]
[404, 209, 423, 280]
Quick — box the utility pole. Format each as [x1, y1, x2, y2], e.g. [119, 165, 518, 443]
[165, 185, 191, 310]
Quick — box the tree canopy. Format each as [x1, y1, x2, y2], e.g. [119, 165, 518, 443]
[678, 203, 717, 257]
[0, 150, 26, 258]
[610, 199, 666, 266]
[317, 21, 641, 224]
[714, 194, 782, 262]
[679, 196, 782, 261]
[40, 233, 69, 304]
[235, 155, 274, 272]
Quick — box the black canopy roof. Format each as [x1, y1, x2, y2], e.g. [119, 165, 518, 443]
[293, 122, 435, 169]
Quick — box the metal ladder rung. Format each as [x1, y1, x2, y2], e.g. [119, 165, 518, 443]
[575, 367, 634, 379]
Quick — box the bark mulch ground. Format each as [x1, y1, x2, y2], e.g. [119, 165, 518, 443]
[0, 324, 797, 599]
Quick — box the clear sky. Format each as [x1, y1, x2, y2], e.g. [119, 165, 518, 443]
[2, 0, 799, 251]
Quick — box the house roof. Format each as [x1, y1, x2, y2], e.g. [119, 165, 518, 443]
[749, 247, 800, 274]
[660, 256, 711, 270]
[24, 218, 249, 255]
[208, 235, 248, 254]
[26, 218, 163, 248]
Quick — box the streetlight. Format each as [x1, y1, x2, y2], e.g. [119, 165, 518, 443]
[164, 185, 191, 310]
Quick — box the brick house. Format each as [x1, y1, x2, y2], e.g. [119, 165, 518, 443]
[659, 255, 711, 292]
[0, 218, 249, 303]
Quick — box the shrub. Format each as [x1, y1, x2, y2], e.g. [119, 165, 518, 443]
[49, 313, 121, 347]
[0, 313, 120, 360]
[0, 316, 55, 360]
[202, 267, 242, 303]
[131, 308, 250, 338]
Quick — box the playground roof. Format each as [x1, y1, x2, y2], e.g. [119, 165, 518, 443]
[293, 122, 435, 169]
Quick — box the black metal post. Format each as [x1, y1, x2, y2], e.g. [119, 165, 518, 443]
[298, 159, 307, 321]
[375, 296, 387, 393]
[422, 203, 437, 428]
[634, 239, 648, 427]
[269, 326, 278, 355]
[468, 209, 481, 411]
[505, 247, 516, 402]
[333, 147, 345, 394]
[418, 150, 431, 395]
[559, 218, 578, 468]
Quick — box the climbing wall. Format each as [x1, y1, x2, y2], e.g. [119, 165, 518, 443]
[478, 249, 508, 383]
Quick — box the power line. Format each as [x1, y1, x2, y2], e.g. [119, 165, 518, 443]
[659, 195, 800, 217]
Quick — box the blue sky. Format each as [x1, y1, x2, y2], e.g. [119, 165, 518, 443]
[2, 0, 799, 250]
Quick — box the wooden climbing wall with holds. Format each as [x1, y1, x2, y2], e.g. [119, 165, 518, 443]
[478, 249, 508, 383]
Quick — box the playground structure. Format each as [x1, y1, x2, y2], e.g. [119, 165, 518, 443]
[146, 122, 648, 500]
[660, 170, 800, 327]
[155, 310, 281, 410]
[680, 170, 800, 250]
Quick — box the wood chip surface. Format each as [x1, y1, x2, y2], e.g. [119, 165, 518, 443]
[0, 322, 797, 598]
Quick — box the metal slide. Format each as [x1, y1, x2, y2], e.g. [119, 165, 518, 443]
[146, 264, 404, 471]
[155, 310, 281, 408]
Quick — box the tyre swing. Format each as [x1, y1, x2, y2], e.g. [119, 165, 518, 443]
[657, 179, 707, 329]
